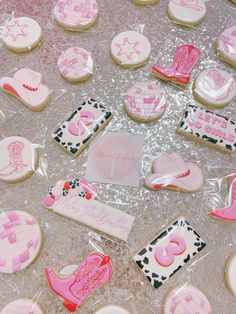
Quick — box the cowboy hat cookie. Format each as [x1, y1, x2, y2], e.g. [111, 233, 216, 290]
[57, 47, 94, 82]
[132, 0, 159, 5]
[54, 0, 99, 31]
[124, 82, 167, 123]
[0, 210, 43, 273]
[225, 253, 236, 297]
[167, 0, 206, 26]
[111, 31, 151, 68]
[94, 305, 131, 314]
[163, 285, 212, 314]
[217, 25, 236, 68]
[1, 298, 44, 314]
[193, 68, 236, 108]
[0, 68, 50, 111]
[0, 136, 39, 183]
[144, 153, 203, 192]
[1, 17, 42, 52]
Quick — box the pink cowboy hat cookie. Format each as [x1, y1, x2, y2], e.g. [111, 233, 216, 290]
[144, 153, 203, 192]
[0, 68, 50, 111]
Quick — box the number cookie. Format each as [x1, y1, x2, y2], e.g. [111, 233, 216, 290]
[1, 298, 43, 314]
[225, 253, 236, 297]
[193, 68, 236, 108]
[94, 305, 131, 314]
[1, 17, 42, 52]
[217, 25, 236, 68]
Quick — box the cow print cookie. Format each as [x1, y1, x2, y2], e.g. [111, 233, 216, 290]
[53, 98, 113, 157]
[177, 104, 236, 153]
[133, 217, 206, 289]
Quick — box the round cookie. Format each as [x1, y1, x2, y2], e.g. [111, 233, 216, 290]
[94, 305, 131, 314]
[124, 81, 167, 122]
[225, 253, 236, 297]
[1, 298, 43, 314]
[1, 17, 42, 52]
[163, 285, 212, 314]
[0, 136, 39, 183]
[167, 0, 206, 26]
[217, 25, 236, 68]
[111, 31, 151, 68]
[0, 210, 43, 273]
[57, 47, 94, 82]
[193, 68, 236, 107]
[132, 0, 159, 5]
[54, 0, 99, 31]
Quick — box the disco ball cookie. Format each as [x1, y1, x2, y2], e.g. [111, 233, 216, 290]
[193, 68, 236, 107]
[1, 298, 44, 314]
[132, 0, 159, 5]
[124, 82, 167, 122]
[1, 16, 42, 52]
[0, 210, 43, 273]
[54, 0, 99, 31]
[168, 0, 206, 26]
[111, 31, 151, 68]
[94, 305, 131, 314]
[58, 47, 94, 82]
[217, 25, 236, 67]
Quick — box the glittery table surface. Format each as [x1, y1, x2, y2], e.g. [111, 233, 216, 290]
[0, 0, 236, 313]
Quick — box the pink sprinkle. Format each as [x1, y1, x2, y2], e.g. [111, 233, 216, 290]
[27, 240, 34, 248]
[0, 259, 6, 267]
[8, 212, 19, 221]
[20, 250, 30, 263]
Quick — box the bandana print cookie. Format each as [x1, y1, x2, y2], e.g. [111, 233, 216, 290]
[163, 285, 212, 314]
[1, 298, 44, 314]
[111, 31, 151, 68]
[168, 0, 206, 26]
[94, 305, 131, 314]
[0, 68, 50, 111]
[0, 210, 42, 274]
[1, 17, 42, 52]
[225, 253, 236, 297]
[58, 47, 94, 82]
[217, 25, 236, 68]
[0, 136, 39, 183]
[54, 0, 99, 31]
[133, 217, 206, 289]
[124, 82, 167, 122]
[193, 68, 236, 108]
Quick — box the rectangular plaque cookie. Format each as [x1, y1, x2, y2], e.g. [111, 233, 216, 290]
[53, 98, 113, 157]
[133, 217, 206, 289]
[177, 104, 236, 153]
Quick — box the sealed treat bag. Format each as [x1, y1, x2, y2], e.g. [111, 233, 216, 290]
[217, 25, 236, 68]
[225, 252, 236, 297]
[94, 305, 131, 314]
[1, 298, 44, 314]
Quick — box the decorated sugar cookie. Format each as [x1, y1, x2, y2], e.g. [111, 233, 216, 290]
[0, 136, 39, 183]
[124, 82, 167, 122]
[54, 0, 99, 31]
[1, 17, 42, 52]
[1, 298, 43, 314]
[144, 153, 203, 192]
[132, 0, 159, 5]
[193, 68, 236, 107]
[0, 210, 42, 273]
[163, 285, 212, 314]
[217, 25, 236, 68]
[0, 68, 50, 111]
[111, 31, 151, 68]
[57, 47, 94, 82]
[168, 0, 206, 26]
[225, 253, 236, 297]
[45, 252, 112, 312]
[94, 305, 131, 314]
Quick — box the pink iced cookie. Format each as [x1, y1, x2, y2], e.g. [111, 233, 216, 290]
[58, 47, 94, 82]
[124, 81, 167, 122]
[54, 0, 99, 31]
[1, 298, 43, 314]
[0, 210, 42, 273]
[163, 285, 212, 314]
[217, 25, 236, 67]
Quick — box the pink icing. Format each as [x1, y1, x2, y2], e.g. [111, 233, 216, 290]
[171, 0, 204, 11]
[69, 110, 95, 136]
[3, 19, 28, 42]
[218, 25, 236, 65]
[115, 37, 140, 60]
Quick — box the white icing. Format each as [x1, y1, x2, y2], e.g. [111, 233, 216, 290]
[94, 305, 131, 314]
[2, 17, 42, 52]
[1, 298, 43, 314]
[194, 68, 236, 107]
[218, 25, 236, 67]
[111, 31, 151, 67]
[226, 253, 236, 297]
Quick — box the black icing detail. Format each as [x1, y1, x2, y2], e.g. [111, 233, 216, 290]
[202, 135, 218, 144]
[139, 248, 147, 256]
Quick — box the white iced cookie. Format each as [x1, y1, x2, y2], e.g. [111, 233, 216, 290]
[1, 17, 42, 52]
[94, 305, 131, 314]
[225, 253, 236, 297]
[111, 31, 151, 68]
[0, 136, 38, 183]
[124, 81, 167, 122]
[193, 68, 236, 107]
[217, 25, 236, 68]
[132, 0, 159, 5]
[58, 47, 94, 82]
[168, 0, 206, 26]
[54, 0, 99, 31]
[1, 298, 43, 314]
